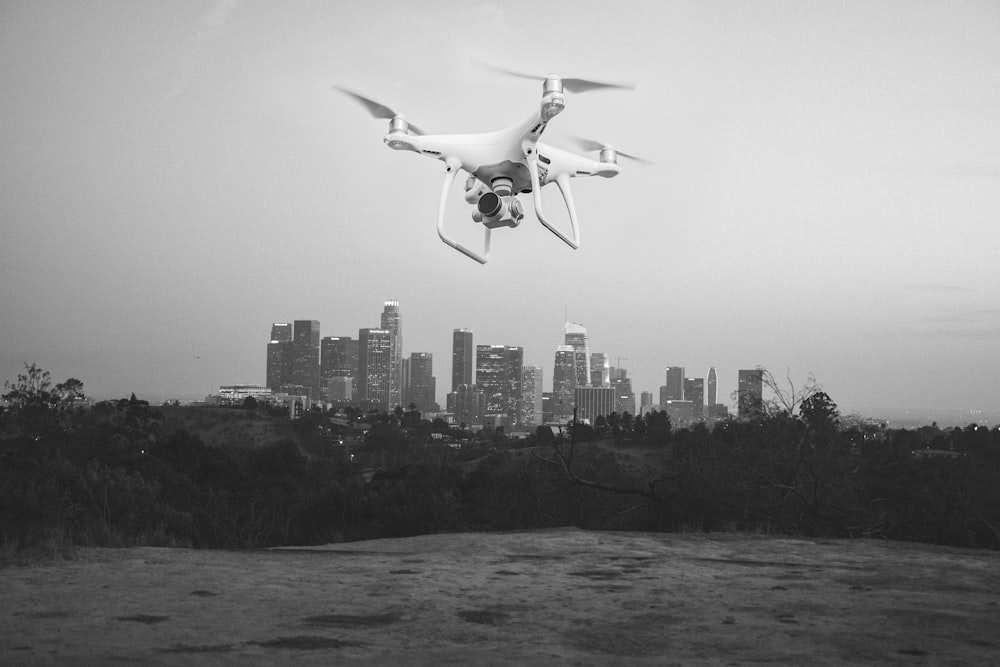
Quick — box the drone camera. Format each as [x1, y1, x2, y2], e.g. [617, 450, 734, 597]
[472, 187, 523, 229]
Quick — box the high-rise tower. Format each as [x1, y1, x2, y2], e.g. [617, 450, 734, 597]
[452, 328, 473, 391]
[266, 322, 293, 391]
[663, 366, 685, 402]
[476, 345, 523, 428]
[707, 367, 718, 406]
[407, 352, 437, 412]
[521, 365, 544, 428]
[564, 322, 590, 388]
[358, 328, 392, 412]
[291, 320, 320, 398]
[380, 300, 402, 409]
[552, 345, 577, 422]
[738, 368, 764, 418]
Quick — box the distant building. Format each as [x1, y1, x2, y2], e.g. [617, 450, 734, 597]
[291, 320, 320, 399]
[407, 352, 438, 412]
[452, 328, 473, 392]
[663, 366, 684, 403]
[738, 368, 764, 418]
[565, 322, 590, 388]
[707, 367, 718, 406]
[320, 336, 357, 401]
[453, 383, 484, 428]
[640, 391, 655, 415]
[664, 400, 697, 426]
[552, 345, 577, 422]
[684, 377, 705, 418]
[610, 367, 635, 416]
[476, 345, 523, 427]
[590, 352, 610, 387]
[521, 365, 544, 428]
[358, 328, 392, 412]
[575, 386, 616, 423]
[381, 300, 402, 409]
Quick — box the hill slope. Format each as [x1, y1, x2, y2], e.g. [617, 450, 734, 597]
[4, 529, 999, 664]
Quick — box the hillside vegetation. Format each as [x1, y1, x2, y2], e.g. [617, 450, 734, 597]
[2, 364, 999, 558]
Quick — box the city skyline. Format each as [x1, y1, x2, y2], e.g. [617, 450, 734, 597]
[2, 3, 997, 422]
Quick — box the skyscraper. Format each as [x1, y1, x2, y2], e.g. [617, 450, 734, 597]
[564, 322, 590, 388]
[589, 352, 610, 387]
[452, 328, 473, 391]
[738, 368, 764, 418]
[407, 352, 437, 412]
[476, 345, 523, 427]
[610, 366, 635, 416]
[664, 366, 685, 402]
[321, 337, 358, 379]
[358, 328, 392, 412]
[684, 377, 705, 417]
[552, 345, 577, 422]
[707, 367, 718, 406]
[291, 320, 320, 398]
[266, 323, 293, 392]
[270, 323, 292, 343]
[381, 300, 402, 409]
[521, 365, 543, 428]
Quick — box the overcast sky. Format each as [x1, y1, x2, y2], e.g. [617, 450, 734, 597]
[2, 1, 998, 418]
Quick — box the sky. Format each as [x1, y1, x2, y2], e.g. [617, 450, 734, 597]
[2, 1, 998, 420]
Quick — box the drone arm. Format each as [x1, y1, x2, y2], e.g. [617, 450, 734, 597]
[525, 152, 580, 250]
[437, 160, 491, 264]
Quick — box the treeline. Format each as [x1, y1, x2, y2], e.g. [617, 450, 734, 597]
[2, 366, 999, 556]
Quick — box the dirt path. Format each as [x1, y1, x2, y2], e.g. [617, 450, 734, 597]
[3, 529, 998, 665]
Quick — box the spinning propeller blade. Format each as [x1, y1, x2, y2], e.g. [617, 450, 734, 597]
[333, 86, 425, 135]
[568, 137, 654, 165]
[476, 63, 635, 93]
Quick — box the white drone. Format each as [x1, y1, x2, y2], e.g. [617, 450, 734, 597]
[336, 66, 646, 264]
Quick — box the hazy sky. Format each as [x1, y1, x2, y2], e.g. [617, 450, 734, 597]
[2, 1, 998, 417]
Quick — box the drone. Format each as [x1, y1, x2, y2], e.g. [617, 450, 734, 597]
[335, 66, 647, 264]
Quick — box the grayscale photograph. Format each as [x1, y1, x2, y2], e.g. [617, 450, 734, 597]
[2, 1, 999, 664]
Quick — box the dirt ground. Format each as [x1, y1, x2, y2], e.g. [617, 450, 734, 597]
[3, 529, 999, 665]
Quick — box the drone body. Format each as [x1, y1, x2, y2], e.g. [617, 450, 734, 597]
[338, 72, 638, 264]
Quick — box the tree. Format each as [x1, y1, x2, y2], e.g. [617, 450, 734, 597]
[800, 391, 839, 432]
[2, 363, 85, 439]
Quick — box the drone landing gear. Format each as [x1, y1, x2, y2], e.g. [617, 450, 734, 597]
[525, 153, 580, 249]
[437, 161, 492, 264]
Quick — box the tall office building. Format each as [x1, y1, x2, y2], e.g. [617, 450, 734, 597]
[407, 352, 437, 412]
[589, 352, 610, 387]
[521, 365, 544, 428]
[452, 328, 473, 391]
[707, 367, 718, 406]
[476, 345, 523, 427]
[321, 337, 358, 378]
[380, 300, 402, 409]
[738, 368, 764, 418]
[358, 328, 392, 412]
[663, 366, 685, 402]
[266, 323, 294, 392]
[640, 391, 655, 415]
[453, 384, 484, 429]
[290, 320, 320, 398]
[270, 323, 292, 343]
[564, 322, 590, 388]
[575, 386, 616, 423]
[552, 345, 577, 422]
[610, 367, 635, 416]
[684, 377, 705, 418]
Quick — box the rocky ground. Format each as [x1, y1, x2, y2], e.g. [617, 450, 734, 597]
[3, 529, 999, 665]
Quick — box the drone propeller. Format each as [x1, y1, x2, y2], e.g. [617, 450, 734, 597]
[333, 86, 425, 135]
[476, 62, 635, 93]
[569, 137, 654, 165]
